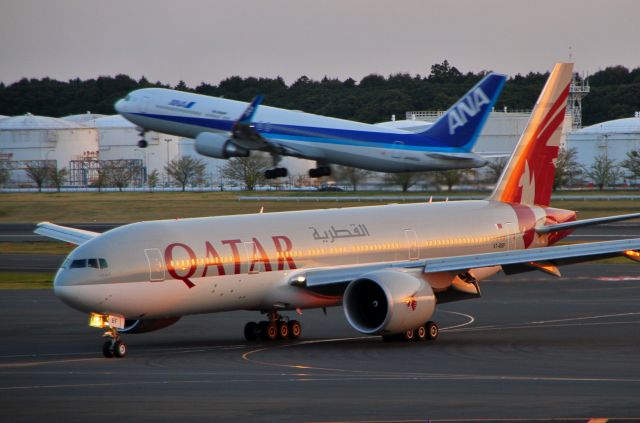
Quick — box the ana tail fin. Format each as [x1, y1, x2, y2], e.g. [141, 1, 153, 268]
[418, 73, 506, 151]
[489, 63, 573, 207]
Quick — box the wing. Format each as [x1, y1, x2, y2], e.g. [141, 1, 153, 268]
[289, 238, 640, 298]
[229, 95, 270, 149]
[34, 222, 99, 245]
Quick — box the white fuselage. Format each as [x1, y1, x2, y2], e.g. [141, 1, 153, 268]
[54, 200, 563, 319]
[114, 88, 487, 172]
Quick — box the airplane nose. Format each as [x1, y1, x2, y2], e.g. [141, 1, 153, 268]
[114, 98, 126, 114]
[53, 269, 94, 313]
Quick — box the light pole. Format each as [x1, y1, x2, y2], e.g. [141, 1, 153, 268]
[164, 138, 172, 185]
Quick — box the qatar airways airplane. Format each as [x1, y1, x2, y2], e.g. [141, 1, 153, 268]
[39, 63, 640, 358]
[114, 73, 506, 179]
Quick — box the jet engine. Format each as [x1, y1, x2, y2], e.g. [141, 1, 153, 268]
[343, 269, 436, 335]
[194, 133, 249, 159]
[119, 317, 181, 334]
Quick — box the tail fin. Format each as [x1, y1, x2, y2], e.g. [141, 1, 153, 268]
[489, 63, 573, 207]
[418, 73, 506, 151]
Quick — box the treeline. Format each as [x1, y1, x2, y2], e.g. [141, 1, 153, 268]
[1, 61, 639, 126]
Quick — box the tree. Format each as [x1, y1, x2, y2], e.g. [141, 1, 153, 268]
[165, 156, 206, 191]
[384, 172, 421, 192]
[485, 157, 508, 184]
[48, 167, 68, 192]
[93, 166, 109, 192]
[102, 160, 142, 191]
[333, 166, 372, 192]
[584, 152, 617, 190]
[435, 169, 467, 192]
[24, 161, 52, 192]
[220, 154, 270, 191]
[0, 161, 10, 187]
[147, 169, 159, 192]
[554, 147, 583, 190]
[621, 150, 640, 184]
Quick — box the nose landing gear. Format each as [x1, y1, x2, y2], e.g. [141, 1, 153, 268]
[244, 310, 301, 341]
[101, 326, 127, 358]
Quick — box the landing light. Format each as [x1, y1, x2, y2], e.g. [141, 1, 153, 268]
[89, 312, 125, 329]
[289, 274, 307, 287]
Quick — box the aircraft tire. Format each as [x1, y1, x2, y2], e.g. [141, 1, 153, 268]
[277, 322, 289, 339]
[381, 334, 397, 342]
[426, 321, 439, 340]
[288, 320, 302, 339]
[102, 341, 114, 358]
[244, 322, 259, 341]
[276, 168, 288, 178]
[416, 325, 427, 341]
[137, 140, 148, 148]
[113, 341, 127, 358]
[265, 323, 278, 341]
[403, 329, 416, 342]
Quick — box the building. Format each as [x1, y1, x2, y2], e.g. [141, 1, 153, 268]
[0, 114, 98, 186]
[566, 114, 640, 171]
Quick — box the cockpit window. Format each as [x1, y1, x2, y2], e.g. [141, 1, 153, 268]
[69, 258, 108, 269]
[70, 259, 87, 269]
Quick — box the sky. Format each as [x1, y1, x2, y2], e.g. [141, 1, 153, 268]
[0, 0, 639, 87]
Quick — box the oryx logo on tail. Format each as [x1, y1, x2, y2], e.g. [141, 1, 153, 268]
[448, 88, 491, 135]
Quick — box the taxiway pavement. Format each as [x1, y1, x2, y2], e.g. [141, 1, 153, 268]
[0, 264, 639, 422]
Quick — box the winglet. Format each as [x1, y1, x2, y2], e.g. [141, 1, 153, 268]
[418, 73, 506, 151]
[237, 95, 264, 125]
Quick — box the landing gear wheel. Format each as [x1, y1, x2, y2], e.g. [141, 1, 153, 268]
[416, 325, 427, 341]
[426, 321, 439, 340]
[113, 341, 127, 358]
[288, 320, 302, 339]
[265, 323, 278, 341]
[382, 334, 397, 342]
[403, 329, 416, 342]
[265, 167, 288, 179]
[277, 322, 289, 339]
[244, 321, 258, 341]
[309, 166, 331, 178]
[102, 341, 114, 358]
[137, 139, 148, 148]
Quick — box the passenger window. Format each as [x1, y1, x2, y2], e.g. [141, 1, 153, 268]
[99, 258, 108, 269]
[70, 259, 86, 269]
[88, 258, 99, 269]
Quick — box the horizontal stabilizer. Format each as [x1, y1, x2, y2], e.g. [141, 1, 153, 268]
[35, 222, 98, 245]
[536, 212, 640, 234]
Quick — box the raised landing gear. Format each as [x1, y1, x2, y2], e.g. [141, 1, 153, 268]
[102, 326, 127, 358]
[309, 166, 331, 178]
[244, 311, 301, 341]
[264, 167, 288, 179]
[382, 321, 438, 343]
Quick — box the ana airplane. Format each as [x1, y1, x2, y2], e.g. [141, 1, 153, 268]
[40, 63, 640, 358]
[114, 73, 506, 179]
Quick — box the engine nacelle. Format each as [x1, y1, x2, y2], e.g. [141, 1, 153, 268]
[194, 132, 249, 159]
[119, 317, 181, 334]
[343, 269, 436, 335]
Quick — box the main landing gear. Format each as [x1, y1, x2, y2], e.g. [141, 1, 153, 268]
[244, 311, 302, 341]
[101, 326, 127, 358]
[137, 130, 148, 148]
[309, 166, 331, 178]
[382, 321, 439, 343]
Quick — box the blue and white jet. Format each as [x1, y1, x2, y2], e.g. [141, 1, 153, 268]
[115, 73, 506, 179]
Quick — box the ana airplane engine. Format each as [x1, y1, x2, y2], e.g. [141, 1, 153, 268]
[194, 133, 249, 159]
[119, 317, 181, 334]
[343, 269, 436, 336]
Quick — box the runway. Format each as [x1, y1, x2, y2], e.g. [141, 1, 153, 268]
[1, 264, 639, 422]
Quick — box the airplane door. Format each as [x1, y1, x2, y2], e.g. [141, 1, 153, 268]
[392, 141, 404, 159]
[505, 222, 516, 250]
[404, 229, 419, 260]
[144, 248, 165, 282]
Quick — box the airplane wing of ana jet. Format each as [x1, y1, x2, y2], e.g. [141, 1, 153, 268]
[34, 222, 99, 245]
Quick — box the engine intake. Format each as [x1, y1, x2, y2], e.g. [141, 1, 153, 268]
[343, 269, 435, 335]
[194, 133, 249, 159]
